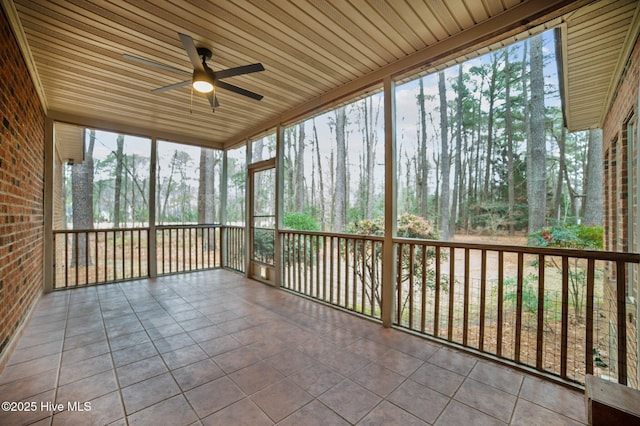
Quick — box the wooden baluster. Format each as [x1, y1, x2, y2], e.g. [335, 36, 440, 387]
[421, 244, 427, 333]
[561, 256, 569, 378]
[463, 248, 470, 346]
[585, 258, 595, 376]
[479, 249, 487, 351]
[515, 252, 524, 363]
[448, 247, 455, 341]
[434, 246, 441, 337]
[497, 251, 504, 356]
[536, 254, 545, 370]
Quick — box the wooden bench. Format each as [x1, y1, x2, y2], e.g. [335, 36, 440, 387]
[585, 375, 640, 425]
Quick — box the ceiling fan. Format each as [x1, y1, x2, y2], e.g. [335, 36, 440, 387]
[123, 32, 264, 111]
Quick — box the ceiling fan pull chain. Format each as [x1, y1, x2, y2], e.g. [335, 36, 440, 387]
[190, 86, 193, 114]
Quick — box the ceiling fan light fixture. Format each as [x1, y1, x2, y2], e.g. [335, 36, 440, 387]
[192, 69, 213, 93]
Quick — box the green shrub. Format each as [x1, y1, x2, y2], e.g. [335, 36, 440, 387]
[528, 224, 603, 321]
[283, 212, 320, 231]
[528, 225, 603, 250]
[344, 214, 445, 320]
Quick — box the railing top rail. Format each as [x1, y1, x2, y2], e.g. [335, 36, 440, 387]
[53, 227, 149, 234]
[156, 224, 221, 229]
[54, 224, 224, 234]
[279, 229, 385, 242]
[393, 236, 640, 263]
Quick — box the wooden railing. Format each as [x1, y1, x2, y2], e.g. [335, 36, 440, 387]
[53, 224, 226, 287]
[281, 230, 383, 320]
[223, 226, 246, 273]
[280, 229, 640, 387]
[394, 238, 640, 387]
[53, 228, 149, 288]
[156, 225, 221, 274]
[53, 225, 639, 387]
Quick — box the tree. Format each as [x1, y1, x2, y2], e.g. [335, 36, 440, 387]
[312, 119, 326, 229]
[552, 124, 567, 222]
[438, 71, 450, 240]
[583, 129, 603, 226]
[198, 148, 217, 225]
[527, 33, 547, 233]
[359, 96, 379, 219]
[450, 65, 464, 237]
[71, 129, 95, 266]
[505, 49, 516, 235]
[483, 53, 499, 200]
[295, 122, 306, 212]
[332, 106, 348, 232]
[417, 77, 430, 218]
[113, 134, 124, 228]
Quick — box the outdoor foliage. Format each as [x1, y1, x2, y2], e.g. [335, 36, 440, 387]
[282, 213, 321, 267]
[283, 212, 321, 231]
[528, 224, 604, 319]
[528, 225, 603, 250]
[499, 274, 559, 328]
[344, 214, 445, 318]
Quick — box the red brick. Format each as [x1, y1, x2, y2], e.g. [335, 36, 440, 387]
[0, 8, 45, 366]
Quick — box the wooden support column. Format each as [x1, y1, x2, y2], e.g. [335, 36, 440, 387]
[148, 138, 157, 278]
[43, 118, 54, 292]
[381, 76, 397, 328]
[220, 150, 228, 268]
[275, 125, 284, 288]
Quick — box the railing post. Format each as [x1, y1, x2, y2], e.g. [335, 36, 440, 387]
[381, 76, 397, 328]
[148, 138, 157, 278]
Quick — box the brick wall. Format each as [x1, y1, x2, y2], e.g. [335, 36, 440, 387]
[602, 32, 640, 388]
[0, 8, 45, 367]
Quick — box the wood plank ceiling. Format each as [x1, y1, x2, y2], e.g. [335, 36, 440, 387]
[2, 0, 624, 151]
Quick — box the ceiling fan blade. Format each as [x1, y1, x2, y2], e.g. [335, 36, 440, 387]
[215, 63, 265, 79]
[152, 80, 191, 93]
[217, 80, 263, 101]
[179, 32, 205, 71]
[207, 92, 221, 109]
[122, 54, 191, 76]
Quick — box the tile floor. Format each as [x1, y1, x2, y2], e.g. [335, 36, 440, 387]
[0, 270, 588, 425]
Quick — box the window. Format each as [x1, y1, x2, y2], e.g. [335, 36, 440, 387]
[282, 92, 384, 233]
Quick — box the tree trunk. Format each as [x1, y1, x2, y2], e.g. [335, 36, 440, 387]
[114, 134, 124, 228]
[483, 55, 498, 200]
[553, 127, 567, 222]
[417, 78, 429, 218]
[438, 71, 450, 240]
[160, 150, 178, 224]
[333, 106, 347, 232]
[295, 122, 306, 212]
[71, 129, 95, 266]
[198, 148, 216, 224]
[450, 65, 463, 237]
[528, 34, 547, 234]
[285, 128, 295, 213]
[364, 97, 377, 219]
[583, 128, 604, 226]
[505, 50, 516, 235]
[312, 119, 326, 229]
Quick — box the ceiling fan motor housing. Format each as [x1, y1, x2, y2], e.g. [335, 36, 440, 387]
[197, 47, 212, 62]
